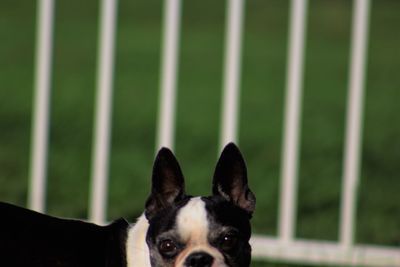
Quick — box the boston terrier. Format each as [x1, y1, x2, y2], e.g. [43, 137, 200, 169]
[0, 143, 255, 267]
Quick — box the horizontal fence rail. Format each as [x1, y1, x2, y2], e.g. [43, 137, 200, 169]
[251, 236, 400, 267]
[25, 0, 400, 266]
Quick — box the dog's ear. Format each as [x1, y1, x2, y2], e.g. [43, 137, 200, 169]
[212, 143, 256, 215]
[145, 147, 186, 220]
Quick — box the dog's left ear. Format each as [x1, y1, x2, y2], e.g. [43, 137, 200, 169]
[213, 143, 256, 215]
[145, 147, 186, 220]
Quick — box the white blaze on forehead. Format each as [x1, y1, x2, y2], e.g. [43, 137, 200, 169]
[176, 197, 209, 242]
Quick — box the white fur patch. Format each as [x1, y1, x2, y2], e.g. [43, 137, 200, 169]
[176, 197, 209, 243]
[126, 214, 151, 267]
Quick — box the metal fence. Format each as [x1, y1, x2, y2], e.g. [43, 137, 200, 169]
[26, 0, 400, 266]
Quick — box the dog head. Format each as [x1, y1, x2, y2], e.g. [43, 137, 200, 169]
[144, 143, 255, 267]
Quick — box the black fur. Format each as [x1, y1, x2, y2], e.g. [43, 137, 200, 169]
[202, 195, 252, 267]
[0, 202, 129, 267]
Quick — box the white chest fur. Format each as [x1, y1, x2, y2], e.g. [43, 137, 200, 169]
[126, 214, 151, 267]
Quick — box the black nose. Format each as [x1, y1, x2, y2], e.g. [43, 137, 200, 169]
[185, 252, 214, 267]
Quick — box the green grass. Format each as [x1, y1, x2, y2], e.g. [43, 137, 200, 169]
[0, 0, 400, 266]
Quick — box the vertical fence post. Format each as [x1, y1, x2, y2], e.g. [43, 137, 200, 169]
[220, 0, 245, 149]
[89, 0, 118, 224]
[278, 0, 308, 244]
[339, 0, 371, 248]
[156, 0, 182, 151]
[28, 0, 55, 213]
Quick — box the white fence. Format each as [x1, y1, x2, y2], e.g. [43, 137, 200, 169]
[26, 0, 400, 266]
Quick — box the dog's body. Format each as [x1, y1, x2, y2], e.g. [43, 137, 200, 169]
[0, 143, 255, 267]
[0, 201, 130, 267]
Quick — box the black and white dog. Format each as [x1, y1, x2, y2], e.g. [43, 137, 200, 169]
[0, 143, 256, 267]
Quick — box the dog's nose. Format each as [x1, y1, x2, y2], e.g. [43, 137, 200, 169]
[185, 252, 214, 267]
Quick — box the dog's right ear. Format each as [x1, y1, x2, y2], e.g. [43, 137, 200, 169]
[145, 148, 186, 220]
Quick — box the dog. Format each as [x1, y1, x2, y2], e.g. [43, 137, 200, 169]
[0, 143, 255, 267]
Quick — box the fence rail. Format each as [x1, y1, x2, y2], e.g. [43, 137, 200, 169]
[28, 0, 54, 213]
[26, 0, 400, 266]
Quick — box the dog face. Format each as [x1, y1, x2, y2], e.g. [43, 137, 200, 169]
[144, 143, 255, 267]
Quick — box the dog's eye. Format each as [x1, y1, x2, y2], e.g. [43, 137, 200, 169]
[220, 233, 238, 251]
[158, 239, 178, 257]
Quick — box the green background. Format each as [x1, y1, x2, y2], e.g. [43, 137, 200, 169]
[0, 0, 399, 266]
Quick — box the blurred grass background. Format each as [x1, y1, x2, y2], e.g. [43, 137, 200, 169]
[0, 0, 399, 266]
